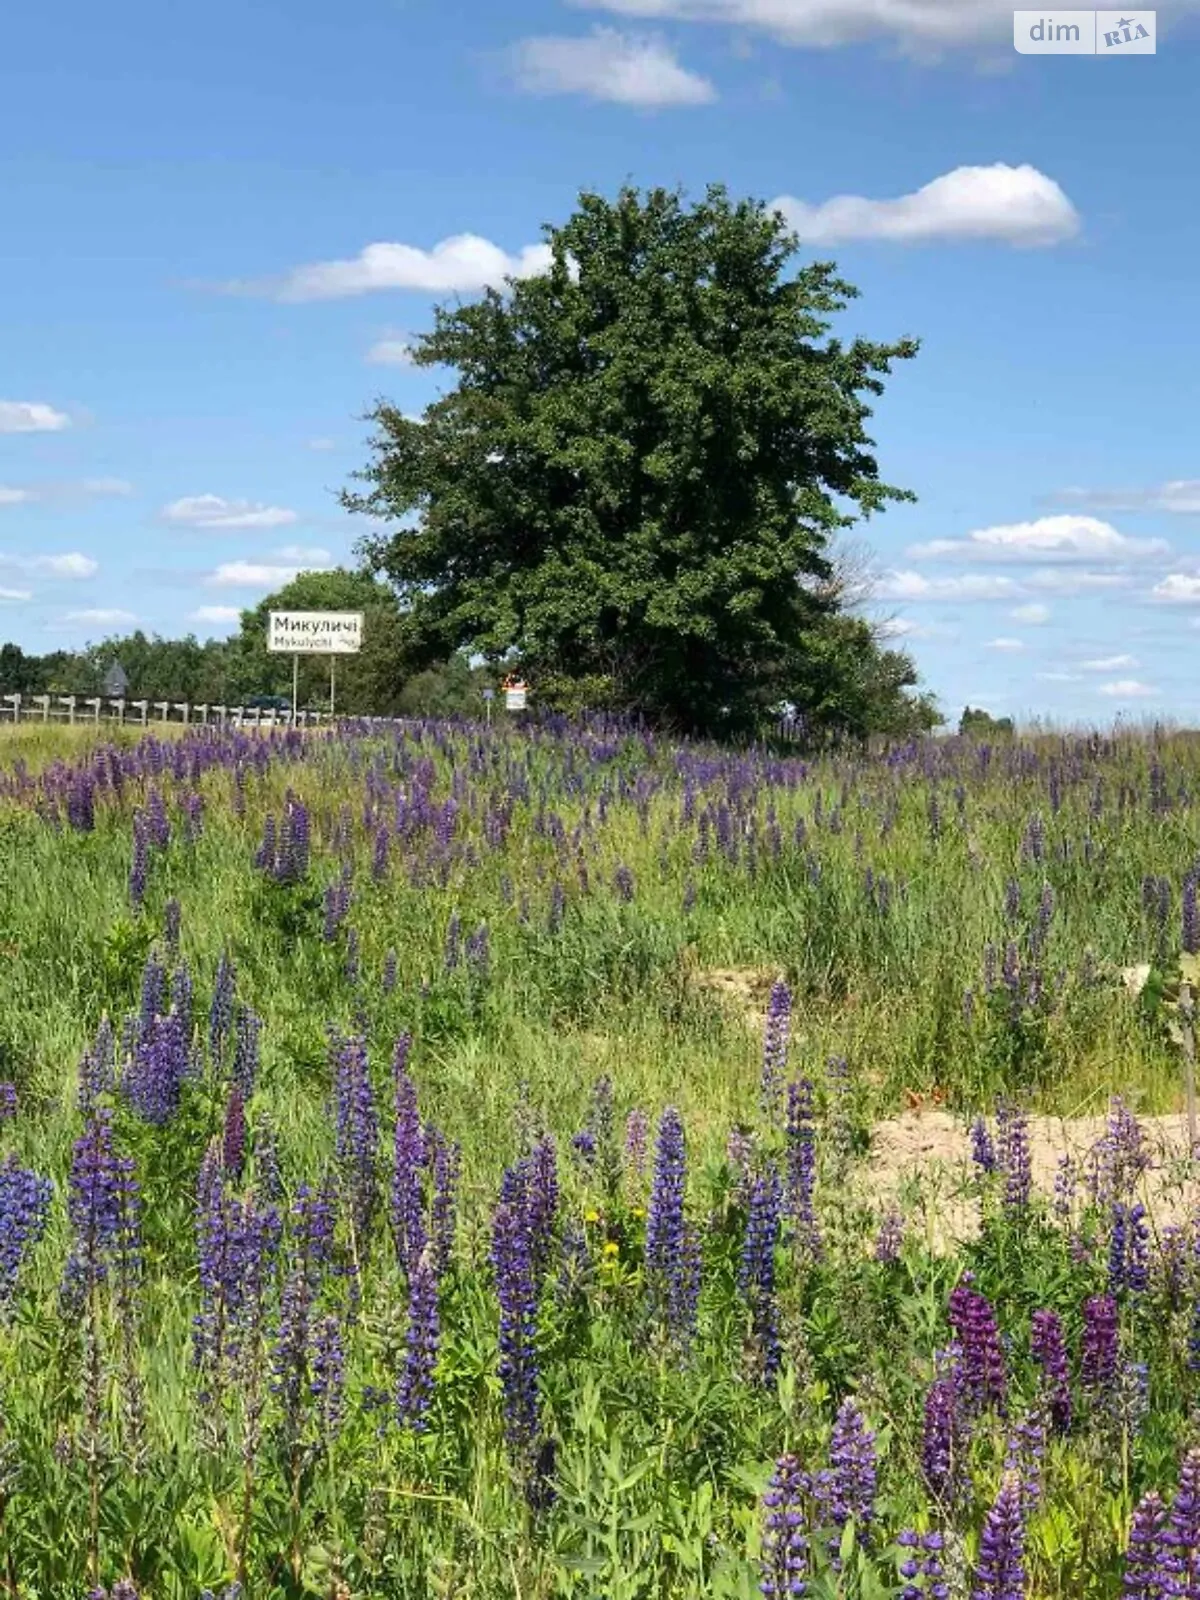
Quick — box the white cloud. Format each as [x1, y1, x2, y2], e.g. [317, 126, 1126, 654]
[569, 0, 1200, 52]
[273, 544, 333, 564]
[1009, 603, 1050, 624]
[873, 570, 1021, 603]
[0, 401, 70, 433]
[1150, 574, 1200, 604]
[1081, 653, 1137, 671]
[0, 487, 36, 505]
[908, 515, 1165, 563]
[230, 236, 555, 303]
[25, 553, 98, 578]
[1023, 569, 1131, 594]
[771, 164, 1079, 247]
[1036, 671, 1082, 683]
[986, 637, 1024, 652]
[1052, 480, 1200, 515]
[366, 338, 416, 366]
[307, 438, 337, 452]
[507, 27, 716, 104]
[61, 608, 137, 627]
[206, 551, 333, 588]
[163, 494, 298, 530]
[81, 477, 134, 496]
[1097, 679, 1158, 698]
[0, 587, 31, 602]
[191, 605, 242, 624]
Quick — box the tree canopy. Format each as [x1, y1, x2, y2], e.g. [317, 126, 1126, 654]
[346, 182, 940, 740]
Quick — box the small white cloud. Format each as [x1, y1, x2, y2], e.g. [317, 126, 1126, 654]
[0, 587, 31, 602]
[81, 477, 134, 496]
[1036, 671, 1082, 682]
[1097, 679, 1157, 698]
[507, 27, 716, 105]
[1051, 480, 1200, 515]
[771, 164, 1079, 248]
[163, 494, 298, 530]
[191, 605, 242, 624]
[873, 570, 1021, 603]
[1024, 569, 1130, 594]
[909, 515, 1165, 563]
[1150, 573, 1200, 604]
[0, 486, 37, 505]
[228, 236, 555, 303]
[29, 552, 98, 578]
[986, 636, 1024, 652]
[273, 544, 333, 564]
[1081, 653, 1137, 671]
[0, 400, 70, 433]
[307, 438, 337, 452]
[206, 554, 331, 588]
[366, 338, 416, 366]
[61, 608, 137, 627]
[1009, 603, 1050, 624]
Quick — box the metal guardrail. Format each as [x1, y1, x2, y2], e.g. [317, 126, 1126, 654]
[0, 694, 333, 730]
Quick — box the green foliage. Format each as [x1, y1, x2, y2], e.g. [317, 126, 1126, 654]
[347, 182, 935, 741]
[960, 705, 1016, 738]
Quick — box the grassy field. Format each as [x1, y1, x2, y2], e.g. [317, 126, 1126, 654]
[0, 716, 1197, 1598]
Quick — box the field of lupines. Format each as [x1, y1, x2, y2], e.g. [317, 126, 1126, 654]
[1, 716, 1200, 1599]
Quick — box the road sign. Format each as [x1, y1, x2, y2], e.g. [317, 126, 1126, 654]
[267, 611, 363, 654]
[504, 680, 528, 711]
[482, 687, 495, 701]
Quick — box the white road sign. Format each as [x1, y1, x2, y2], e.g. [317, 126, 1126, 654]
[268, 611, 364, 654]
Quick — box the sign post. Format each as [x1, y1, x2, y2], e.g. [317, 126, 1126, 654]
[267, 611, 363, 721]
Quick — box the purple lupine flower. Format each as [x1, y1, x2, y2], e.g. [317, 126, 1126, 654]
[825, 1055, 853, 1170]
[896, 1531, 949, 1600]
[646, 1107, 693, 1343]
[1003, 879, 1021, 922]
[372, 826, 390, 882]
[123, 1009, 188, 1125]
[828, 1397, 877, 1537]
[61, 1109, 138, 1309]
[971, 1116, 997, 1175]
[759, 1454, 810, 1599]
[171, 959, 193, 1025]
[922, 1363, 965, 1507]
[996, 1101, 1032, 1214]
[739, 1164, 782, 1383]
[972, 1473, 1026, 1600]
[1030, 1309, 1071, 1435]
[427, 1127, 460, 1278]
[0, 1155, 52, 1315]
[1164, 1448, 1200, 1598]
[1090, 1097, 1150, 1207]
[762, 979, 792, 1112]
[547, 881, 565, 934]
[232, 1007, 261, 1100]
[613, 863, 635, 902]
[1124, 1491, 1169, 1600]
[253, 1113, 283, 1203]
[491, 1194, 540, 1457]
[1052, 1156, 1075, 1224]
[623, 1108, 649, 1184]
[581, 1075, 620, 1196]
[1004, 1405, 1047, 1516]
[785, 1078, 821, 1262]
[949, 1282, 1007, 1416]
[138, 952, 167, 1034]
[874, 1207, 904, 1265]
[209, 951, 237, 1067]
[524, 1135, 559, 1281]
[310, 1312, 346, 1438]
[396, 1249, 440, 1431]
[727, 1126, 756, 1208]
[443, 912, 461, 972]
[276, 797, 310, 884]
[129, 813, 150, 910]
[391, 1039, 427, 1281]
[464, 923, 490, 981]
[1080, 1293, 1120, 1400]
[163, 897, 182, 955]
[220, 1083, 247, 1178]
[1184, 876, 1200, 957]
[0, 1083, 16, 1124]
[273, 1181, 336, 1449]
[331, 1030, 379, 1247]
[382, 949, 398, 994]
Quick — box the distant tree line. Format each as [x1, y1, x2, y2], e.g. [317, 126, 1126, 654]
[0, 569, 488, 719]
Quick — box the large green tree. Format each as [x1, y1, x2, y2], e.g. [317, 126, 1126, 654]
[345, 183, 938, 739]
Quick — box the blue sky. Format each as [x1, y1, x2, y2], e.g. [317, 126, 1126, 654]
[2, 0, 1198, 726]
